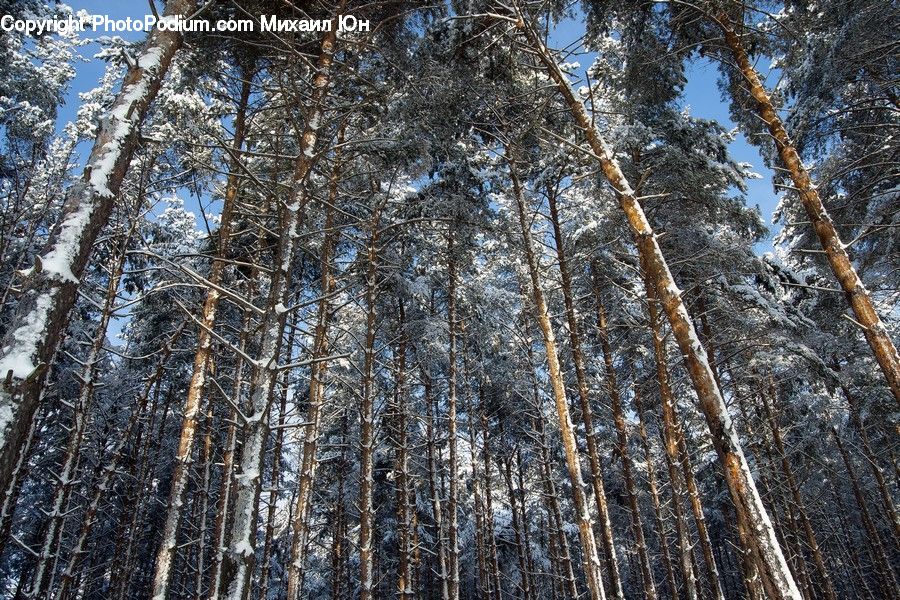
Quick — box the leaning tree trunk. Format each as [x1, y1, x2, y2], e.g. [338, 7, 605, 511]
[761, 386, 837, 600]
[529, 389, 579, 600]
[633, 386, 679, 599]
[511, 14, 800, 599]
[715, 10, 900, 403]
[508, 158, 607, 600]
[29, 223, 132, 599]
[0, 0, 197, 504]
[150, 67, 253, 600]
[55, 322, 187, 600]
[602, 261, 700, 600]
[546, 187, 624, 600]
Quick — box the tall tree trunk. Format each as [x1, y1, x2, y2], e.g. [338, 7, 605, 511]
[507, 158, 607, 600]
[501, 443, 533, 600]
[216, 16, 339, 597]
[760, 386, 837, 600]
[462, 348, 489, 600]
[510, 15, 800, 599]
[359, 203, 382, 600]
[0, 0, 197, 501]
[423, 366, 451, 600]
[517, 446, 537, 594]
[479, 387, 503, 600]
[208, 309, 251, 600]
[625, 259, 716, 600]
[257, 332, 294, 600]
[634, 386, 679, 599]
[446, 228, 461, 600]
[285, 129, 343, 600]
[531, 407, 579, 600]
[586, 278, 656, 599]
[330, 409, 350, 600]
[29, 224, 132, 598]
[151, 67, 253, 600]
[715, 10, 900, 403]
[392, 299, 414, 600]
[830, 484, 878, 599]
[546, 185, 624, 600]
[195, 405, 215, 599]
[55, 322, 187, 600]
[832, 428, 899, 598]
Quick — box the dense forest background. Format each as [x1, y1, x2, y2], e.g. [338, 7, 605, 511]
[0, 0, 897, 599]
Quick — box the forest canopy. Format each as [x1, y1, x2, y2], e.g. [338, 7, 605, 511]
[0, 0, 896, 599]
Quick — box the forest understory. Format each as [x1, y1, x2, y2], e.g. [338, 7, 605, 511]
[0, 0, 897, 598]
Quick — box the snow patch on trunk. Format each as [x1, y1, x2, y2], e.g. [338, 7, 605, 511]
[0, 292, 54, 379]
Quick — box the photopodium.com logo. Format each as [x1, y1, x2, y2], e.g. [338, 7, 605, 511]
[0, 13, 371, 35]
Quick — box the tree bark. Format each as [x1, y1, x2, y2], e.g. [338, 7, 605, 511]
[358, 202, 382, 600]
[392, 299, 414, 600]
[0, 0, 197, 503]
[479, 387, 503, 600]
[512, 14, 800, 599]
[423, 365, 451, 600]
[546, 185, 624, 600]
[257, 331, 294, 600]
[195, 405, 215, 599]
[508, 158, 606, 600]
[463, 349, 490, 600]
[634, 386, 679, 600]
[285, 127, 343, 600]
[151, 66, 253, 600]
[590, 290, 657, 600]
[715, 10, 900, 403]
[330, 409, 350, 600]
[761, 385, 836, 600]
[446, 227, 461, 600]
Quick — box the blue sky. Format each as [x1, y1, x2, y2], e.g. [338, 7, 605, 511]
[55, 2, 779, 254]
[682, 59, 779, 253]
